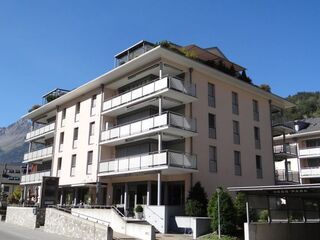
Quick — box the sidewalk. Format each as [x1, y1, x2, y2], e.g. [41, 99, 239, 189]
[0, 221, 72, 240]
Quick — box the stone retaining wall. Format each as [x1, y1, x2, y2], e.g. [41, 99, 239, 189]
[44, 208, 112, 240]
[6, 206, 37, 229]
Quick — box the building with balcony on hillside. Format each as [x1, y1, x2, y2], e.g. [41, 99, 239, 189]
[274, 118, 320, 184]
[21, 40, 293, 232]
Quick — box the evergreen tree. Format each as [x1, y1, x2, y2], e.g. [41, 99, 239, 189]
[185, 182, 208, 216]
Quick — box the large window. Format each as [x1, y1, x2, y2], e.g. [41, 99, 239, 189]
[306, 138, 320, 148]
[87, 151, 93, 175]
[233, 120, 240, 144]
[209, 146, 217, 173]
[208, 114, 216, 139]
[232, 92, 239, 115]
[208, 83, 216, 107]
[234, 151, 241, 176]
[253, 100, 259, 121]
[254, 127, 261, 149]
[70, 154, 76, 176]
[256, 155, 263, 179]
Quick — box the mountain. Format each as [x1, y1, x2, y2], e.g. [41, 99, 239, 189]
[285, 92, 320, 120]
[0, 119, 30, 164]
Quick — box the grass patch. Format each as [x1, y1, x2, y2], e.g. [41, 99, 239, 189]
[199, 233, 238, 240]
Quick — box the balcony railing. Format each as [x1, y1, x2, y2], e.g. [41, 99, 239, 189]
[273, 144, 297, 156]
[23, 146, 53, 163]
[103, 75, 196, 112]
[26, 122, 55, 141]
[101, 112, 197, 143]
[21, 170, 51, 184]
[300, 167, 320, 178]
[299, 147, 320, 158]
[275, 169, 300, 183]
[272, 117, 295, 133]
[99, 150, 197, 175]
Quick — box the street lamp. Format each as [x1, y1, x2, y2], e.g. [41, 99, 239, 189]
[216, 188, 221, 239]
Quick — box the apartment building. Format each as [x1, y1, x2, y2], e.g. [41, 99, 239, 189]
[0, 164, 25, 196]
[274, 118, 320, 184]
[21, 40, 293, 217]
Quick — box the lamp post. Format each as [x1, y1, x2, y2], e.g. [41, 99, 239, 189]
[216, 188, 221, 239]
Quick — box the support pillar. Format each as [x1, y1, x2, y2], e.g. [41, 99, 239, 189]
[157, 173, 161, 206]
[147, 181, 151, 206]
[159, 62, 163, 79]
[74, 188, 78, 206]
[107, 183, 113, 206]
[60, 189, 64, 205]
[37, 186, 41, 204]
[124, 183, 128, 216]
[96, 182, 102, 205]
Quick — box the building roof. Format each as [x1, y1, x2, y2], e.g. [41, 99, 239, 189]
[295, 117, 320, 134]
[22, 42, 294, 120]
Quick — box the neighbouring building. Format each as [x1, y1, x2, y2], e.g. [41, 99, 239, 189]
[0, 164, 25, 196]
[21, 40, 293, 220]
[274, 117, 320, 184]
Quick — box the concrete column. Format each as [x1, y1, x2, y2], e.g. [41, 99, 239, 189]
[74, 188, 78, 206]
[134, 193, 137, 207]
[158, 96, 162, 115]
[157, 173, 161, 206]
[147, 181, 151, 206]
[159, 62, 163, 79]
[158, 133, 162, 153]
[23, 186, 27, 203]
[60, 189, 64, 205]
[37, 186, 41, 204]
[107, 183, 113, 206]
[124, 183, 128, 216]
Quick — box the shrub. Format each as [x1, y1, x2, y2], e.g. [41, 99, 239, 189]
[7, 186, 22, 204]
[260, 84, 271, 92]
[28, 104, 41, 113]
[185, 182, 208, 217]
[234, 192, 247, 228]
[207, 188, 236, 235]
[135, 205, 143, 213]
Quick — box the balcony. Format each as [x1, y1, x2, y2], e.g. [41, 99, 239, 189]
[272, 118, 295, 136]
[100, 112, 197, 146]
[20, 170, 51, 185]
[25, 122, 55, 141]
[98, 150, 197, 176]
[299, 147, 320, 158]
[300, 167, 320, 178]
[23, 146, 53, 163]
[273, 144, 297, 161]
[102, 76, 197, 116]
[275, 169, 300, 184]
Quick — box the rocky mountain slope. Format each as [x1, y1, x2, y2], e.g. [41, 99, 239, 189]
[0, 119, 30, 163]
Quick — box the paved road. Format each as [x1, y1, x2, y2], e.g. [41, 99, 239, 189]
[0, 221, 73, 240]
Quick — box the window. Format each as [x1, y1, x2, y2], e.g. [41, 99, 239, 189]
[59, 132, 64, 152]
[287, 161, 292, 171]
[256, 155, 263, 179]
[208, 83, 215, 107]
[208, 114, 216, 139]
[61, 108, 66, 126]
[91, 95, 97, 115]
[306, 138, 320, 148]
[232, 92, 239, 115]
[254, 127, 261, 149]
[233, 120, 240, 144]
[234, 151, 241, 176]
[70, 154, 76, 176]
[87, 151, 93, 175]
[73, 128, 79, 148]
[57, 157, 62, 176]
[89, 122, 95, 144]
[253, 100, 259, 121]
[3, 186, 10, 192]
[75, 102, 80, 122]
[209, 146, 217, 173]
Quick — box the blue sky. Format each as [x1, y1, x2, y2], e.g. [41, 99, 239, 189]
[0, 0, 319, 126]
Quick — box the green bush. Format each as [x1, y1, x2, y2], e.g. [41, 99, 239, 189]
[185, 182, 208, 217]
[135, 205, 143, 213]
[207, 188, 236, 235]
[234, 192, 247, 228]
[258, 210, 269, 222]
[7, 186, 22, 204]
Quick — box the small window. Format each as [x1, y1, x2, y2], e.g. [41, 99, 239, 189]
[232, 92, 239, 115]
[70, 154, 76, 176]
[233, 120, 240, 145]
[73, 128, 79, 148]
[209, 146, 217, 173]
[208, 83, 215, 107]
[253, 100, 259, 121]
[254, 127, 261, 149]
[87, 151, 93, 175]
[59, 132, 64, 152]
[234, 151, 241, 176]
[57, 157, 62, 170]
[91, 95, 97, 108]
[89, 122, 95, 136]
[3, 186, 10, 192]
[256, 155, 263, 179]
[76, 102, 81, 114]
[75, 102, 81, 122]
[208, 114, 216, 139]
[61, 108, 66, 126]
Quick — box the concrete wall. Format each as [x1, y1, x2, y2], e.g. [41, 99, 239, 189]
[245, 222, 320, 240]
[5, 206, 37, 229]
[44, 208, 112, 240]
[71, 208, 155, 240]
[173, 216, 211, 239]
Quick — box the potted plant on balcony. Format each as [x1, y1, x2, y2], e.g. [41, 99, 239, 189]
[134, 205, 143, 219]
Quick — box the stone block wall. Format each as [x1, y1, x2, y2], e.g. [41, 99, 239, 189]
[44, 208, 112, 240]
[6, 206, 37, 229]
